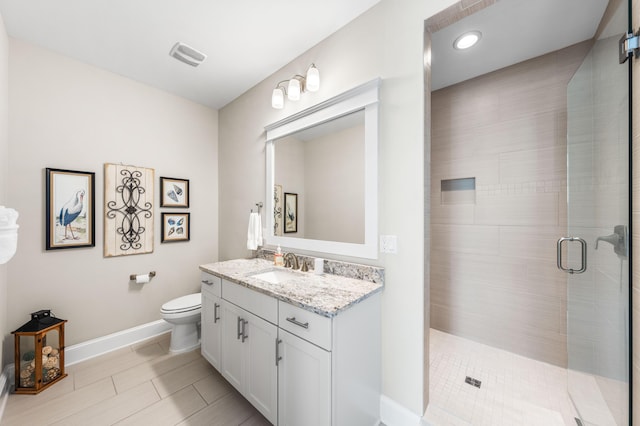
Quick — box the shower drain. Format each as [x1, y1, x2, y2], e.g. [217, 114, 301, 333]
[464, 376, 482, 388]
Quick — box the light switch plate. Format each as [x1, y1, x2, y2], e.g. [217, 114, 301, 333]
[380, 235, 398, 254]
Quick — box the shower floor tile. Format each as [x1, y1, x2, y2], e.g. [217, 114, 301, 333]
[424, 329, 578, 426]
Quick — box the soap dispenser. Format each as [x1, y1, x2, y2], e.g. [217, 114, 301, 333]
[274, 245, 284, 267]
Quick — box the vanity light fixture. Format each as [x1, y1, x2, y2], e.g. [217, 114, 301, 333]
[454, 31, 482, 50]
[271, 64, 320, 109]
[306, 64, 320, 92]
[272, 86, 286, 109]
[288, 77, 302, 101]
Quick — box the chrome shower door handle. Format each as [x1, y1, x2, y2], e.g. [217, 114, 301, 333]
[557, 237, 587, 274]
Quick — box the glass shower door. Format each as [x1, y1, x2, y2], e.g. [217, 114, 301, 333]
[564, 1, 630, 424]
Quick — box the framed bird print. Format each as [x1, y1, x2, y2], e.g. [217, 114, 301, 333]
[284, 192, 298, 233]
[161, 213, 190, 242]
[160, 177, 189, 208]
[45, 168, 96, 250]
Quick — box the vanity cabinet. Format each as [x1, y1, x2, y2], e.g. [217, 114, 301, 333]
[276, 300, 382, 426]
[201, 270, 381, 426]
[277, 328, 331, 426]
[219, 280, 278, 425]
[277, 299, 331, 425]
[200, 273, 222, 369]
[220, 299, 278, 423]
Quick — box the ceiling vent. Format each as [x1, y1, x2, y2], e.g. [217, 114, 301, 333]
[169, 42, 207, 67]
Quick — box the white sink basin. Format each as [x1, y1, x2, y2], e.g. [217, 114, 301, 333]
[249, 269, 300, 284]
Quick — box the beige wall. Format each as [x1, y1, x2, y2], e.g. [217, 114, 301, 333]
[274, 135, 306, 237]
[0, 13, 8, 368]
[3, 39, 219, 362]
[275, 126, 365, 242]
[218, 0, 458, 415]
[632, 0, 640, 422]
[430, 42, 590, 367]
[304, 125, 364, 243]
[275, 125, 365, 243]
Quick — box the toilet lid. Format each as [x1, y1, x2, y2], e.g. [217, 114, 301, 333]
[161, 293, 201, 312]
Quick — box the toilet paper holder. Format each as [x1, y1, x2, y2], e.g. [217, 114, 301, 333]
[129, 271, 156, 281]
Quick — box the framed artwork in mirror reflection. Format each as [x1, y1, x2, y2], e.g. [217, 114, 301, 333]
[284, 192, 297, 233]
[274, 184, 283, 236]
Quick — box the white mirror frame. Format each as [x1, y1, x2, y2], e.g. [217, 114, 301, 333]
[265, 78, 380, 259]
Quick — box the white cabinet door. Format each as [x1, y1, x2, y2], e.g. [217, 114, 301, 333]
[220, 300, 278, 425]
[201, 288, 222, 369]
[244, 309, 278, 424]
[278, 329, 331, 426]
[220, 301, 244, 391]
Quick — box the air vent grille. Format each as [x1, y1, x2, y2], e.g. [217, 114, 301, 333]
[169, 42, 207, 67]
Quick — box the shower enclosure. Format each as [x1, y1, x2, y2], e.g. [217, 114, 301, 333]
[562, 1, 631, 423]
[428, 0, 631, 424]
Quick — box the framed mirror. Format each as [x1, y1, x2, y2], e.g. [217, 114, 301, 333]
[265, 78, 380, 259]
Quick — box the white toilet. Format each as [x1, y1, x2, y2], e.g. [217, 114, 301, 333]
[161, 293, 202, 354]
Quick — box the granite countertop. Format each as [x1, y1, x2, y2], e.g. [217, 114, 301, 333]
[200, 258, 383, 318]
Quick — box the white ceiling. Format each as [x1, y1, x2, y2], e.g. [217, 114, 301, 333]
[431, 0, 611, 90]
[0, 0, 618, 107]
[0, 0, 381, 109]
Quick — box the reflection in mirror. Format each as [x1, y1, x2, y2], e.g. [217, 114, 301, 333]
[273, 110, 365, 244]
[265, 78, 380, 259]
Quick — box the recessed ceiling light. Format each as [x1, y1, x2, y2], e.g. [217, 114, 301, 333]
[454, 31, 482, 50]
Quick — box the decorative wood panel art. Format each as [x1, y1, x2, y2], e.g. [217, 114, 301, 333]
[104, 163, 154, 257]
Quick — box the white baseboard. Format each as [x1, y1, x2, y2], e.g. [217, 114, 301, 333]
[0, 321, 170, 424]
[0, 365, 12, 421]
[65, 319, 171, 366]
[380, 395, 421, 426]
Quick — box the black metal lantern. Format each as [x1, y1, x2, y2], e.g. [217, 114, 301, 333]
[12, 310, 67, 394]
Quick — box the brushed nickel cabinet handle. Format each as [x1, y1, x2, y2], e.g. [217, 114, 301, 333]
[275, 338, 282, 366]
[241, 319, 248, 342]
[213, 303, 220, 323]
[286, 317, 309, 329]
[237, 316, 243, 340]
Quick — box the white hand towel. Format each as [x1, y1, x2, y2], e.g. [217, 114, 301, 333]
[247, 212, 263, 250]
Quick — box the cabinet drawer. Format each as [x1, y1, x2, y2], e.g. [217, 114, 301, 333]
[278, 302, 332, 351]
[222, 279, 278, 325]
[201, 272, 221, 297]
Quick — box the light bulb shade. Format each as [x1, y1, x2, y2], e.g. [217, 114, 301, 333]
[288, 78, 301, 101]
[306, 65, 320, 92]
[272, 87, 284, 109]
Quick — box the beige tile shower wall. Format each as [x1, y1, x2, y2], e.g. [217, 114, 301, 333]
[632, 0, 640, 421]
[430, 41, 591, 367]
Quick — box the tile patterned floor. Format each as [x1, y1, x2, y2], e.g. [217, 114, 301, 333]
[424, 329, 579, 426]
[0, 333, 270, 426]
[2, 328, 623, 426]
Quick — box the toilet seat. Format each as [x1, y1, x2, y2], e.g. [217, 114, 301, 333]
[161, 293, 201, 314]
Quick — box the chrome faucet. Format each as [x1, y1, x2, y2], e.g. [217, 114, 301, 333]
[283, 252, 300, 270]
